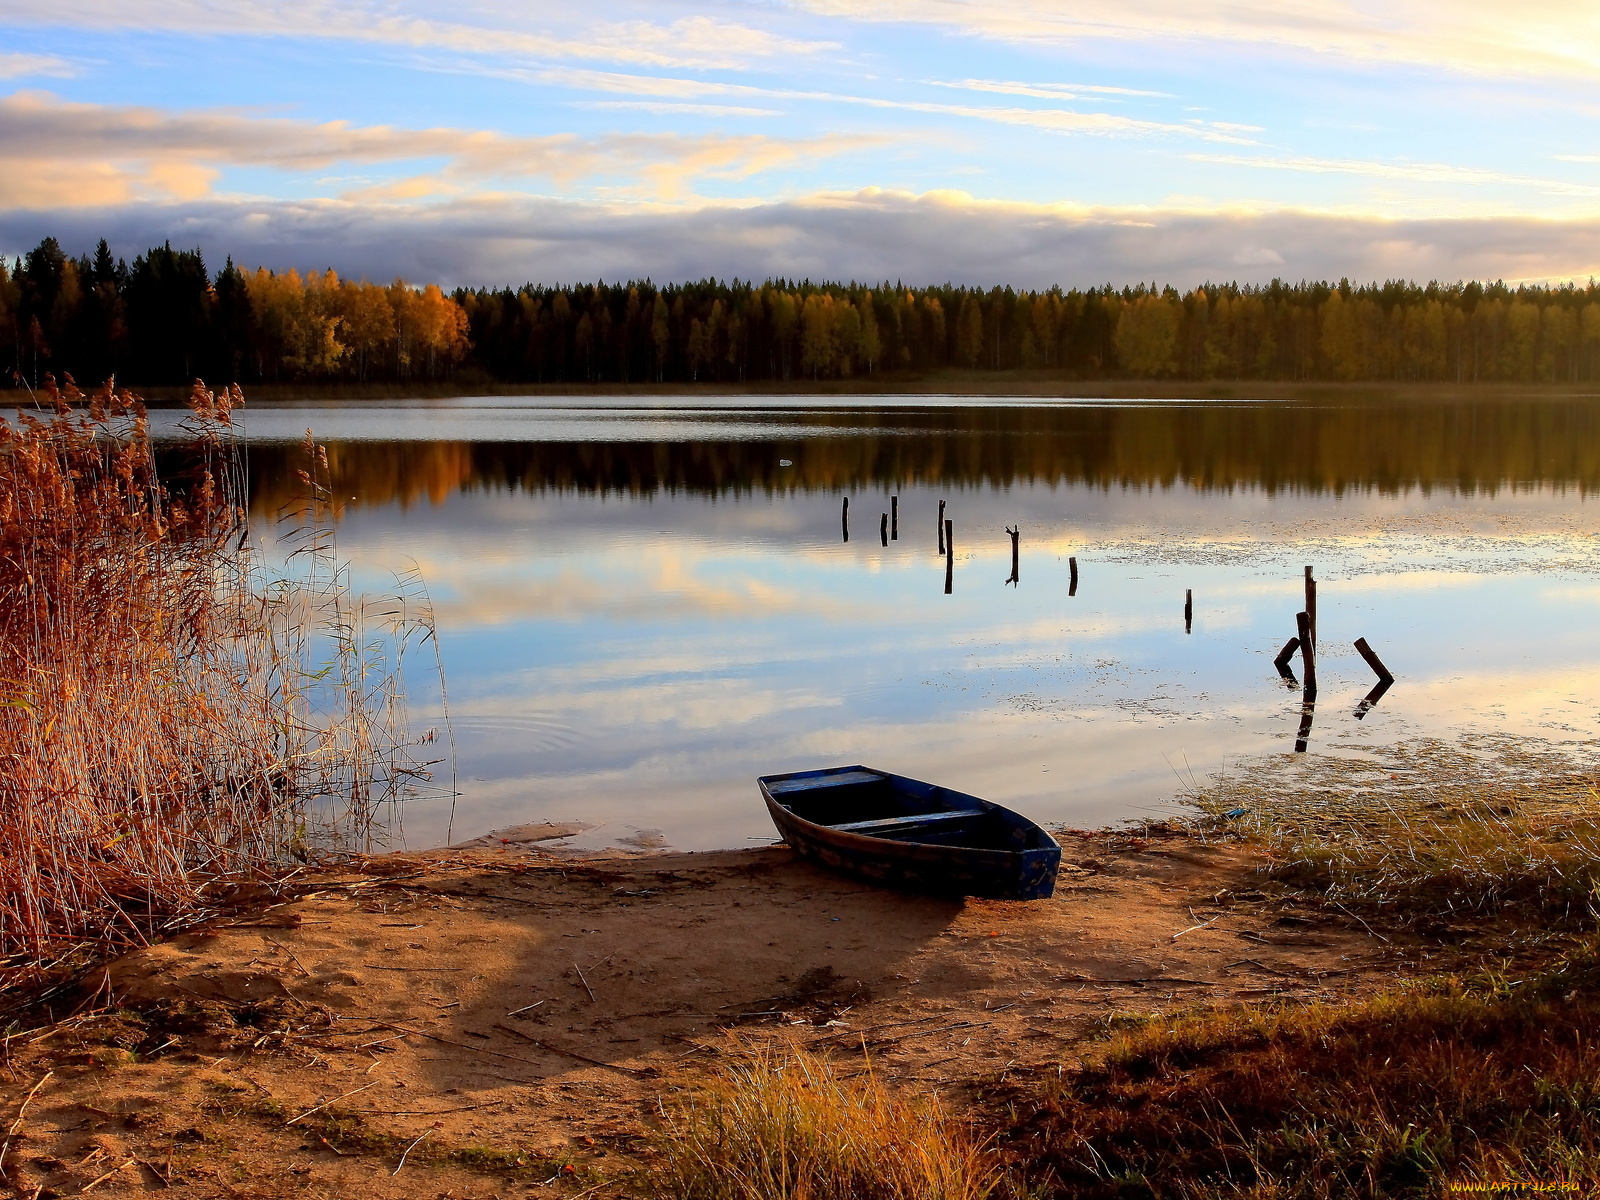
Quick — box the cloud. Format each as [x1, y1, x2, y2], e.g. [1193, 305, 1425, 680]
[8, 188, 1600, 289]
[506, 66, 1255, 143]
[0, 92, 885, 206]
[1191, 152, 1600, 197]
[0, 52, 75, 79]
[3, 1, 836, 71]
[929, 78, 1171, 101]
[795, 0, 1600, 82]
[574, 102, 785, 117]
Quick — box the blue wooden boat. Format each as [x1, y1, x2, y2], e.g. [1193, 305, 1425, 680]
[759, 765, 1061, 900]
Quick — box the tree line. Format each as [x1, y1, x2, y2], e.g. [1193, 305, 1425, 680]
[6, 234, 1600, 388]
[244, 398, 1600, 514]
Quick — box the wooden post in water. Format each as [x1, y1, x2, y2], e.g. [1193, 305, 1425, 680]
[1304, 566, 1317, 650]
[842, 496, 849, 543]
[1295, 689, 1316, 753]
[891, 496, 898, 540]
[938, 500, 946, 554]
[1274, 636, 1301, 684]
[1068, 556, 1078, 596]
[1353, 637, 1394, 684]
[880, 512, 888, 546]
[1005, 525, 1020, 586]
[1184, 589, 1193, 634]
[944, 520, 954, 594]
[1296, 611, 1317, 696]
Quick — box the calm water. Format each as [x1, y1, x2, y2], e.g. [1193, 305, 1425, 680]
[159, 395, 1600, 851]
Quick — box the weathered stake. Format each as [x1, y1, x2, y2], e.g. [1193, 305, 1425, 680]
[1068, 556, 1078, 597]
[944, 520, 954, 594]
[891, 495, 898, 540]
[1005, 525, 1020, 586]
[1274, 636, 1300, 684]
[880, 513, 888, 546]
[1296, 611, 1317, 696]
[938, 499, 946, 554]
[1295, 690, 1316, 753]
[842, 496, 849, 543]
[1304, 566, 1317, 650]
[1184, 588, 1192, 634]
[1353, 637, 1394, 684]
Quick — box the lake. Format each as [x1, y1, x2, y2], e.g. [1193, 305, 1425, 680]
[160, 393, 1600, 853]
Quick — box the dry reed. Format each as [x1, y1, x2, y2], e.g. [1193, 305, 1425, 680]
[653, 1042, 1001, 1200]
[0, 374, 439, 981]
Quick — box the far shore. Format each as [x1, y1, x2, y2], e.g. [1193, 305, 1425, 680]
[42, 373, 1600, 406]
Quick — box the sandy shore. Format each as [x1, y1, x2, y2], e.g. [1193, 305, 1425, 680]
[0, 829, 1416, 1199]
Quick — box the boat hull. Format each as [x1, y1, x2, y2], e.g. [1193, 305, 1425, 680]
[760, 766, 1060, 900]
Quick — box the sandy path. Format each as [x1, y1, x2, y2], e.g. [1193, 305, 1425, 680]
[0, 831, 1405, 1199]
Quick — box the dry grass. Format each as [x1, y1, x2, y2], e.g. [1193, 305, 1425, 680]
[1183, 736, 1600, 929]
[0, 374, 438, 984]
[1008, 957, 1600, 1198]
[652, 1042, 1003, 1200]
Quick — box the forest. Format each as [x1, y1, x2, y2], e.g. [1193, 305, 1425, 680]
[6, 234, 1600, 389]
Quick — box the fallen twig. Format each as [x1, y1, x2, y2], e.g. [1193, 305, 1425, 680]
[339, 1018, 548, 1072]
[490, 1024, 648, 1076]
[1333, 901, 1390, 943]
[864, 1021, 987, 1049]
[1172, 909, 1225, 940]
[76, 1156, 136, 1194]
[352, 1104, 488, 1115]
[286, 1082, 377, 1126]
[392, 1127, 432, 1175]
[573, 963, 596, 1003]
[263, 938, 312, 977]
[803, 1016, 938, 1047]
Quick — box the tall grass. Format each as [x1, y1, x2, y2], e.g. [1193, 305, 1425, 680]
[0, 375, 438, 978]
[653, 1044, 1001, 1200]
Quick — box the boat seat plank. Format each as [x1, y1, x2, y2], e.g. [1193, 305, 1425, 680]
[766, 771, 884, 793]
[828, 810, 981, 834]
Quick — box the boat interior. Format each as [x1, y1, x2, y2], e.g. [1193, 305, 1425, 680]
[766, 769, 1049, 852]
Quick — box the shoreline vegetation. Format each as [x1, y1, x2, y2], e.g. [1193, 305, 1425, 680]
[9, 236, 1600, 396]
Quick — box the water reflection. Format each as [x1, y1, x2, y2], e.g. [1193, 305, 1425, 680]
[206, 395, 1600, 853]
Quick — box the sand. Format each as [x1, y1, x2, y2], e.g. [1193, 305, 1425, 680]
[0, 830, 1412, 1199]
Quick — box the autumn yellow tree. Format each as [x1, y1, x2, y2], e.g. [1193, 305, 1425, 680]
[1114, 293, 1180, 377]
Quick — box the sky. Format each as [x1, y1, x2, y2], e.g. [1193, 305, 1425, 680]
[4, 0, 1600, 287]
